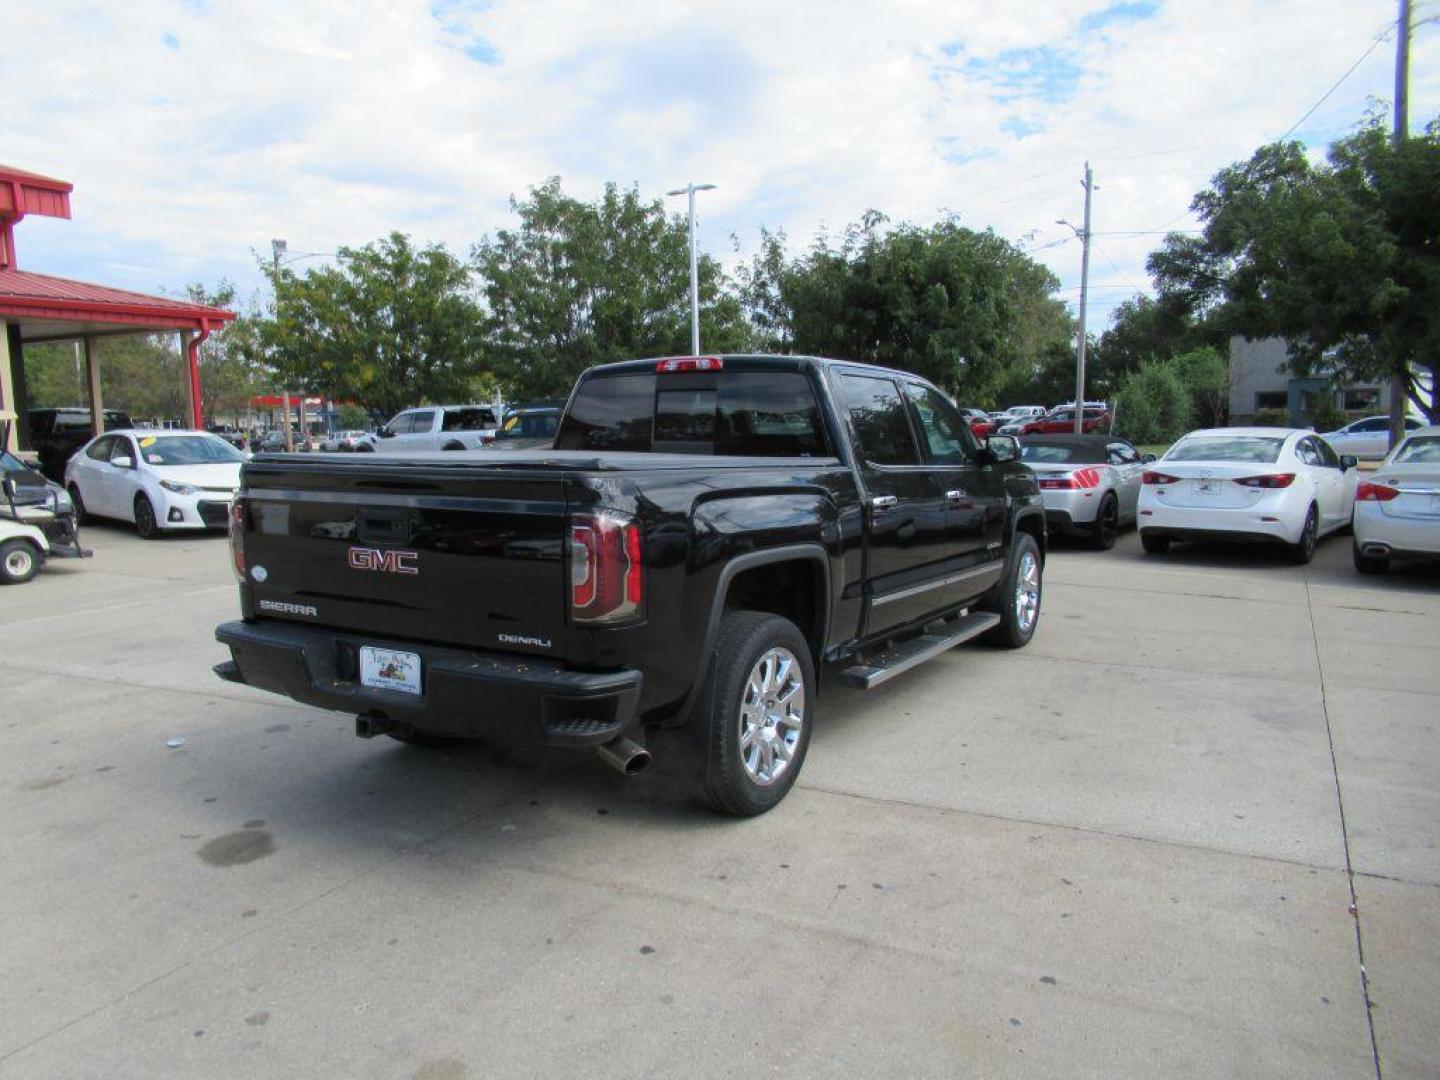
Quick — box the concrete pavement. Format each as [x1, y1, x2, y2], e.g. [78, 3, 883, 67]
[0, 521, 1436, 1078]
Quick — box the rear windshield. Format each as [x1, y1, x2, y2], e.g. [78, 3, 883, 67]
[1393, 435, 1440, 463]
[138, 435, 245, 465]
[1020, 442, 1104, 464]
[1165, 435, 1284, 464]
[556, 371, 831, 457]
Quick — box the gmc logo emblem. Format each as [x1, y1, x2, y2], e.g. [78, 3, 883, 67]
[348, 547, 419, 574]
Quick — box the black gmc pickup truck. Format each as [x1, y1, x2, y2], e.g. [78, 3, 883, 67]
[215, 355, 1045, 815]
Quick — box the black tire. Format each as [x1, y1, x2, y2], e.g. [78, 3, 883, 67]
[134, 494, 160, 539]
[1287, 505, 1318, 565]
[696, 611, 815, 817]
[981, 531, 1042, 648]
[1089, 492, 1120, 550]
[1140, 531, 1170, 555]
[0, 539, 43, 584]
[1352, 538, 1389, 575]
[67, 483, 88, 526]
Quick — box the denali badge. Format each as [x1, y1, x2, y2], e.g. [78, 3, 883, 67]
[348, 547, 419, 574]
[259, 599, 318, 618]
[498, 633, 552, 649]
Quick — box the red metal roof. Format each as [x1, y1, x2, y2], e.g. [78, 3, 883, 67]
[0, 268, 235, 331]
[0, 164, 72, 220]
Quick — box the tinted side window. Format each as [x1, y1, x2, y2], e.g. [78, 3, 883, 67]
[1313, 438, 1340, 468]
[442, 408, 494, 431]
[840, 375, 919, 467]
[555, 374, 657, 452]
[110, 437, 137, 465]
[1107, 441, 1140, 465]
[408, 410, 437, 434]
[86, 436, 115, 461]
[904, 384, 972, 465]
[1296, 439, 1322, 467]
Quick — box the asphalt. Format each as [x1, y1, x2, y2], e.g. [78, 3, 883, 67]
[0, 521, 1436, 1079]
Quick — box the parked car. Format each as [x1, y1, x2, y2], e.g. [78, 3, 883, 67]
[1020, 434, 1152, 549]
[320, 429, 370, 452]
[1137, 428, 1358, 563]
[1322, 415, 1424, 460]
[1352, 425, 1440, 573]
[65, 429, 245, 538]
[1019, 406, 1111, 436]
[216, 355, 1047, 816]
[361, 405, 500, 453]
[1000, 405, 1047, 422]
[29, 406, 134, 482]
[491, 405, 563, 450]
[958, 407, 995, 439]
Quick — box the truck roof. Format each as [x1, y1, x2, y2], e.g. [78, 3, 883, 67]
[581, 354, 923, 381]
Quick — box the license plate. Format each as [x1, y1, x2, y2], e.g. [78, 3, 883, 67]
[359, 646, 422, 695]
[1194, 480, 1218, 494]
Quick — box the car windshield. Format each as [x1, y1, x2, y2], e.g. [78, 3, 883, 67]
[1020, 442, 1103, 464]
[1393, 435, 1440, 464]
[1, 450, 31, 473]
[1165, 435, 1284, 464]
[138, 435, 245, 465]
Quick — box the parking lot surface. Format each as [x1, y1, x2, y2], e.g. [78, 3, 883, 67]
[1, 524, 1437, 1079]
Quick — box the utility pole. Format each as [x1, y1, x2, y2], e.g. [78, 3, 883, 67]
[272, 239, 293, 452]
[1389, 0, 1412, 448]
[1059, 164, 1095, 434]
[665, 183, 717, 354]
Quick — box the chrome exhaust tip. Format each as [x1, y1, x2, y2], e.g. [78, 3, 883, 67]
[597, 736, 651, 776]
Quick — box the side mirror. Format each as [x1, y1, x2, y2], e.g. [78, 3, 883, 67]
[985, 434, 1020, 463]
[377, 426, 395, 438]
[1340, 454, 1358, 471]
[1143, 453, 1158, 463]
[111, 455, 134, 469]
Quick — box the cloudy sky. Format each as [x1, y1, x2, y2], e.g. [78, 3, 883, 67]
[4, 0, 1436, 327]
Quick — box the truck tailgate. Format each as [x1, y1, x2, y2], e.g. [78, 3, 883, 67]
[240, 459, 568, 654]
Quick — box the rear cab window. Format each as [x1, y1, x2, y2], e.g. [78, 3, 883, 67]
[556, 369, 832, 457]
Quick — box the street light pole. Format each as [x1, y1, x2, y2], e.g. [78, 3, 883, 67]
[1058, 163, 1095, 434]
[665, 182, 717, 354]
[271, 239, 293, 452]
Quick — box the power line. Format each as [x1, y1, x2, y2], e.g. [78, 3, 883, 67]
[1277, 22, 1394, 141]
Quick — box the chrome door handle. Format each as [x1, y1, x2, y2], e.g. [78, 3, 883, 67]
[870, 495, 898, 513]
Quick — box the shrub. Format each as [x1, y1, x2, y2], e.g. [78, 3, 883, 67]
[1171, 347, 1229, 427]
[1252, 408, 1291, 427]
[1305, 397, 1347, 433]
[1114, 358, 1193, 444]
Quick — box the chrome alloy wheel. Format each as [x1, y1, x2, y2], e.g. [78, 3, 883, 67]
[738, 646, 805, 786]
[1015, 550, 1041, 633]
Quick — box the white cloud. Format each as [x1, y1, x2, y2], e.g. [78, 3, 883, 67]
[2, 0, 1434, 326]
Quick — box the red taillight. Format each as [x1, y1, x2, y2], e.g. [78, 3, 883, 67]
[655, 356, 723, 373]
[1356, 480, 1400, 502]
[1142, 471, 1179, 485]
[1038, 468, 1101, 490]
[1232, 473, 1296, 489]
[229, 498, 246, 582]
[569, 510, 643, 624]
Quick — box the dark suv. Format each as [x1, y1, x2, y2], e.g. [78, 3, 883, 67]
[29, 407, 134, 482]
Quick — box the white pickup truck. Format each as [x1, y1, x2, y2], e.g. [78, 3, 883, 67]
[359, 405, 501, 453]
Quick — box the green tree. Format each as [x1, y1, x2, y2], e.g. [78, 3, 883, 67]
[268, 233, 485, 417]
[474, 178, 750, 399]
[1149, 118, 1440, 423]
[1095, 294, 1211, 380]
[1114, 358, 1193, 444]
[739, 212, 1074, 404]
[1171, 345, 1229, 428]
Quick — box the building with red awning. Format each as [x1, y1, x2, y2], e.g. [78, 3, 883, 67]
[0, 164, 235, 453]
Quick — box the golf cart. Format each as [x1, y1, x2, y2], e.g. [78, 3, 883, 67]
[0, 411, 92, 584]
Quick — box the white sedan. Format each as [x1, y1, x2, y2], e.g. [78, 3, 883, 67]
[65, 429, 245, 538]
[1137, 427, 1359, 564]
[1352, 425, 1440, 573]
[1323, 415, 1424, 460]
